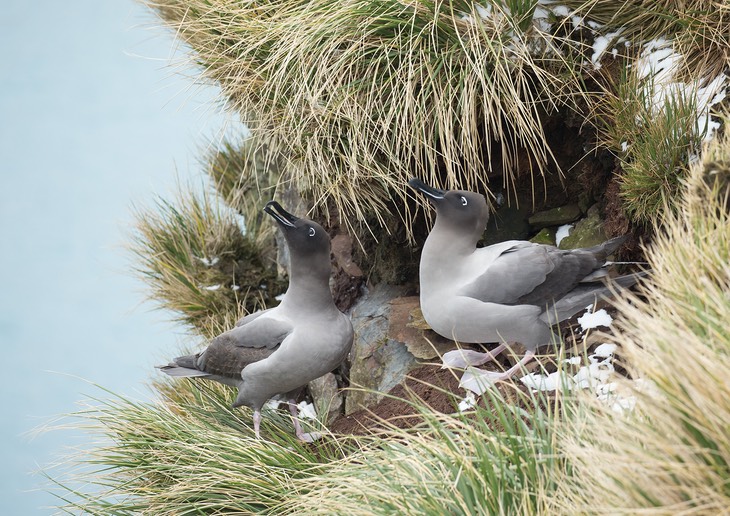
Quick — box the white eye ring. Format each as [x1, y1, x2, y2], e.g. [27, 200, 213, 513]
[460, 196, 468, 206]
[308, 227, 316, 237]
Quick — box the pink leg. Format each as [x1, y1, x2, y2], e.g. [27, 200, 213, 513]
[490, 349, 536, 380]
[459, 350, 536, 394]
[253, 409, 262, 439]
[288, 400, 321, 443]
[442, 343, 509, 369]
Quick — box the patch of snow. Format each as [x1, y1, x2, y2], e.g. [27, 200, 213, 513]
[520, 370, 573, 391]
[296, 400, 318, 420]
[231, 284, 240, 291]
[196, 255, 220, 267]
[592, 343, 617, 358]
[203, 284, 222, 291]
[591, 31, 623, 69]
[263, 398, 282, 411]
[573, 358, 614, 389]
[634, 37, 728, 142]
[275, 293, 286, 301]
[475, 4, 493, 20]
[620, 141, 629, 152]
[532, 6, 551, 32]
[563, 356, 583, 365]
[458, 392, 477, 412]
[591, 36, 611, 68]
[555, 224, 573, 246]
[570, 15, 584, 29]
[636, 37, 681, 84]
[551, 5, 570, 17]
[578, 307, 613, 330]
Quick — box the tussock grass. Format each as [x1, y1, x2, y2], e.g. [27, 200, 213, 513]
[144, 0, 585, 235]
[206, 137, 283, 252]
[551, 130, 730, 514]
[594, 65, 708, 223]
[287, 385, 569, 515]
[130, 186, 283, 338]
[563, 0, 730, 79]
[51, 381, 360, 514]
[52, 377, 572, 515]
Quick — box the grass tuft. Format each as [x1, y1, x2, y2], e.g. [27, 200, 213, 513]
[590, 48, 724, 223]
[143, 0, 586, 236]
[286, 382, 570, 515]
[49, 380, 359, 514]
[130, 185, 283, 338]
[552, 126, 730, 513]
[205, 137, 284, 252]
[562, 0, 730, 80]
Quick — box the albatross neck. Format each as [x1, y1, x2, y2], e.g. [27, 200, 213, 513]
[278, 254, 335, 311]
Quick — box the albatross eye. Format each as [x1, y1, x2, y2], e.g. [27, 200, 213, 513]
[460, 196, 468, 206]
[308, 227, 316, 237]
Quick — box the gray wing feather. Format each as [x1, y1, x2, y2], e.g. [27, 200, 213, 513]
[459, 243, 609, 307]
[158, 311, 291, 382]
[458, 243, 554, 304]
[159, 340, 280, 381]
[218, 316, 292, 349]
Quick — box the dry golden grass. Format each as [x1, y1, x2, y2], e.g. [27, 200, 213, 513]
[563, 0, 729, 80]
[205, 137, 282, 252]
[550, 128, 730, 514]
[143, 0, 585, 236]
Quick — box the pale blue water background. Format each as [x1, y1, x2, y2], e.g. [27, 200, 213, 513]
[0, 1, 237, 513]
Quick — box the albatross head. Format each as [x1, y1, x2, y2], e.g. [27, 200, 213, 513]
[408, 178, 489, 243]
[263, 201, 331, 258]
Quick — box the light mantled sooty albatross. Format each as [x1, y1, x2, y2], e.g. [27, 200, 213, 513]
[158, 201, 353, 441]
[409, 178, 645, 389]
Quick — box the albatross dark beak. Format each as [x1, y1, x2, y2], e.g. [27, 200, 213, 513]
[408, 178, 446, 201]
[263, 201, 298, 228]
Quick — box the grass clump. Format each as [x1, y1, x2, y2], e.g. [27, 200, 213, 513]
[52, 377, 572, 515]
[552, 130, 730, 513]
[206, 138, 284, 252]
[558, 1, 729, 224]
[562, 0, 730, 79]
[51, 381, 358, 514]
[131, 186, 283, 338]
[144, 0, 585, 235]
[287, 386, 569, 515]
[595, 62, 714, 223]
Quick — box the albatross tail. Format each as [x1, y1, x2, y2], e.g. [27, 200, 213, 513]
[540, 270, 648, 326]
[156, 354, 210, 377]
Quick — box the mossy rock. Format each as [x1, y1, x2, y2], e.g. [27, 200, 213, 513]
[558, 205, 608, 249]
[528, 204, 581, 229]
[530, 227, 556, 245]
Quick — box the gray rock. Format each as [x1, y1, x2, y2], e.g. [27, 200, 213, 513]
[528, 204, 581, 229]
[308, 373, 343, 425]
[388, 298, 455, 360]
[345, 285, 418, 414]
[558, 204, 608, 250]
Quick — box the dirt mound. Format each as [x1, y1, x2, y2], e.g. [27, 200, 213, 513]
[330, 362, 529, 435]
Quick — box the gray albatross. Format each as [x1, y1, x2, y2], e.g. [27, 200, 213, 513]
[409, 178, 643, 386]
[158, 201, 353, 441]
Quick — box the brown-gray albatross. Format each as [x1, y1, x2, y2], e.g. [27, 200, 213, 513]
[158, 201, 353, 441]
[409, 178, 642, 387]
